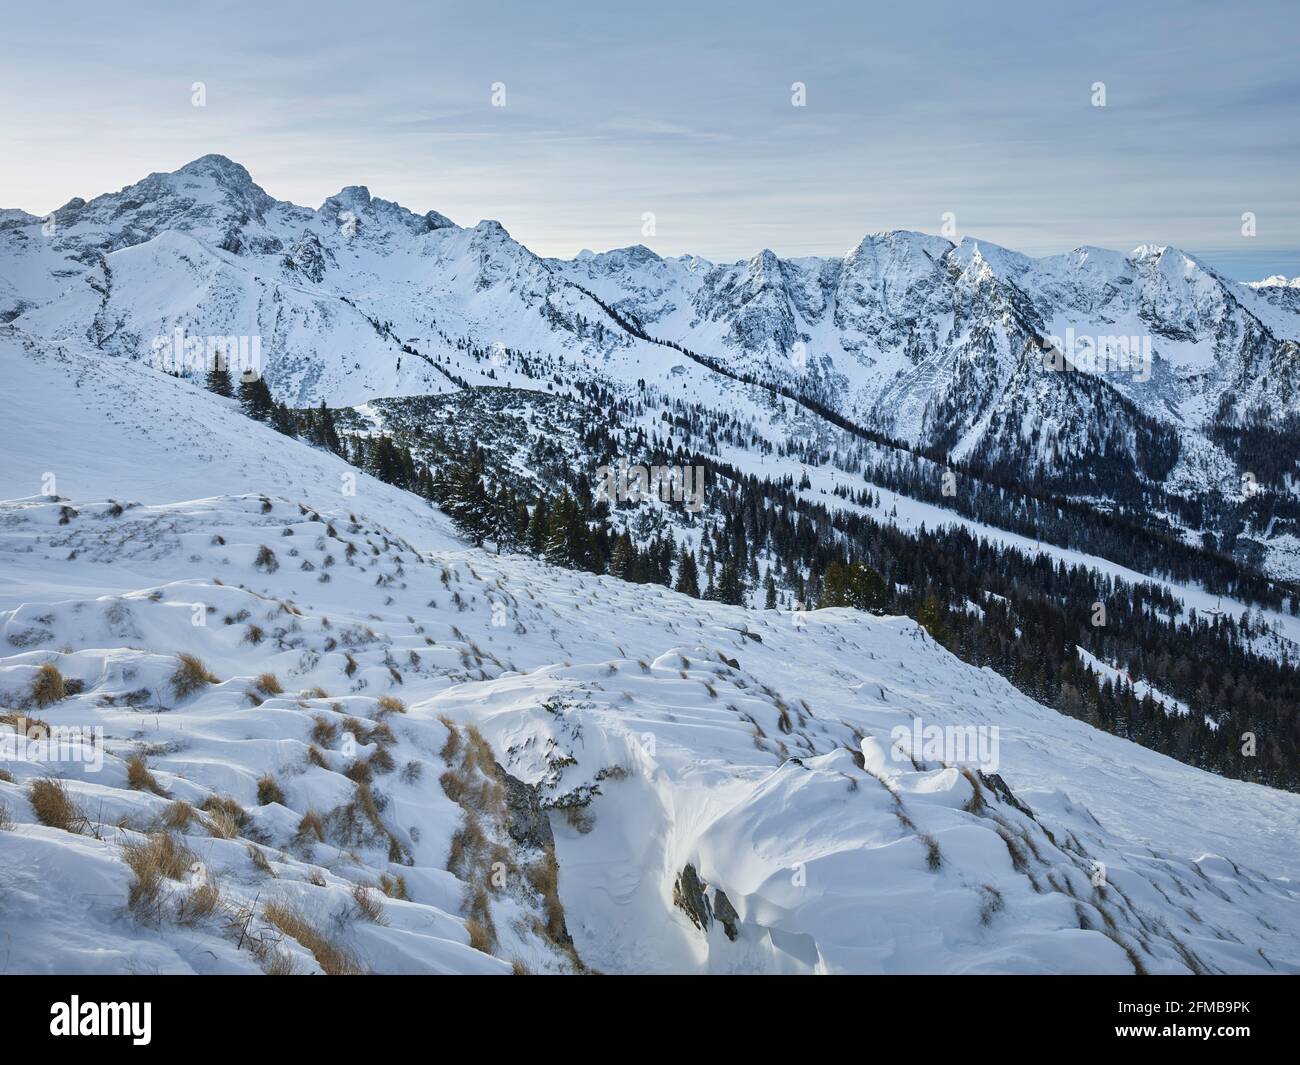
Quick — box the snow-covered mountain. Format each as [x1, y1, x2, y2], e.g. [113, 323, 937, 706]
[5, 155, 1299, 573]
[3, 326, 1299, 975]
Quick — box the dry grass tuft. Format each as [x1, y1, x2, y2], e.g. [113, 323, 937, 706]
[378, 872, 409, 900]
[464, 915, 494, 954]
[295, 808, 326, 844]
[263, 900, 361, 975]
[121, 831, 196, 913]
[161, 799, 195, 830]
[171, 653, 219, 698]
[178, 879, 222, 925]
[29, 663, 67, 708]
[252, 673, 283, 697]
[352, 884, 387, 924]
[256, 773, 286, 806]
[310, 715, 338, 746]
[126, 753, 169, 796]
[200, 794, 247, 839]
[961, 768, 986, 814]
[246, 844, 276, 877]
[376, 695, 406, 715]
[28, 777, 88, 833]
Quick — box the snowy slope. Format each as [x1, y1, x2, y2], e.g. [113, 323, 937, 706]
[2, 329, 1298, 975]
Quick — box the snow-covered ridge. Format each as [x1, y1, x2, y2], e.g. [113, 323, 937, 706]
[5, 154, 1298, 555]
[1, 323, 1298, 975]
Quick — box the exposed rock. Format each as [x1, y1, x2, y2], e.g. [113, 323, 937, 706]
[713, 888, 740, 941]
[493, 760, 554, 849]
[672, 863, 713, 932]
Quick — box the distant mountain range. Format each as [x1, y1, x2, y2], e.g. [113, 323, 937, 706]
[4, 154, 1300, 575]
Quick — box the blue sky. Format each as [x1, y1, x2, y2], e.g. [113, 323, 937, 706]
[3, 0, 1297, 278]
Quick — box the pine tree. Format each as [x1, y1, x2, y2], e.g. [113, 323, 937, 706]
[675, 545, 700, 598]
[238, 373, 276, 421]
[609, 533, 635, 580]
[205, 359, 234, 397]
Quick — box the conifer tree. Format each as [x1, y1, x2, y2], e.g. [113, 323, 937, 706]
[675, 544, 701, 598]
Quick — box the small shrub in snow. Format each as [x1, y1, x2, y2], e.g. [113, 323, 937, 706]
[352, 884, 387, 924]
[121, 831, 196, 915]
[254, 545, 279, 572]
[28, 778, 87, 833]
[126, 754, 169, 796]
[161, 799, 195, 830]
[28, 663, 66, 708]
[246, 844, 275, 877]
[252, 672, 283, 697]
[464, 915, 494, 954]
[263, 900, 361, 975]
[295, 809, 325, 844]
[200, 795, 247, 839]
[171, 653, 219, 698]
[178, 879, 221, 926]
[376, 694, 405, 715]
[378, 872, 409, 900]
[256, 774, 285, 806]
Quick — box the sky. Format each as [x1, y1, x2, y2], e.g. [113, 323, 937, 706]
[2, 0, 1298, 279]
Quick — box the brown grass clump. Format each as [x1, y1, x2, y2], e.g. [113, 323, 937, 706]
[263, 900, 361, 975]
[368, 745, 396, 776]
[178, 879, 222, 925]
[253, 673, 283, 697]
[0, 767, 14, 783]
[161, 799, 195, 830]
[122, 831, 196, 913]
[254, 545, 279, 572]
[376, 695, 406, 716]
[171, 653, 219, 698]
[256, 773, 286, 806]
[378, 872, 409, 900]
[961, 768, 986, 814]
[295, 809, 326, 844]
[0, 801, 14, 831]
[246, 844, 276, 877]
[352, 884, 387, 924]
[28, 778, 87, 833]
[171, 650, 219, 702]
[126, 753, 169, 796]
[310, 715, 338, 746]
[262, 950, 298, 976]
[29, 663, 67, 708]
[301, 687, 328, 700]
[200, 795, 247, 839]
[464, 915, 494, 954]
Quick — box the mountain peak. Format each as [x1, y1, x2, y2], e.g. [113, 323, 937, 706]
[176, 154, 257, 189]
